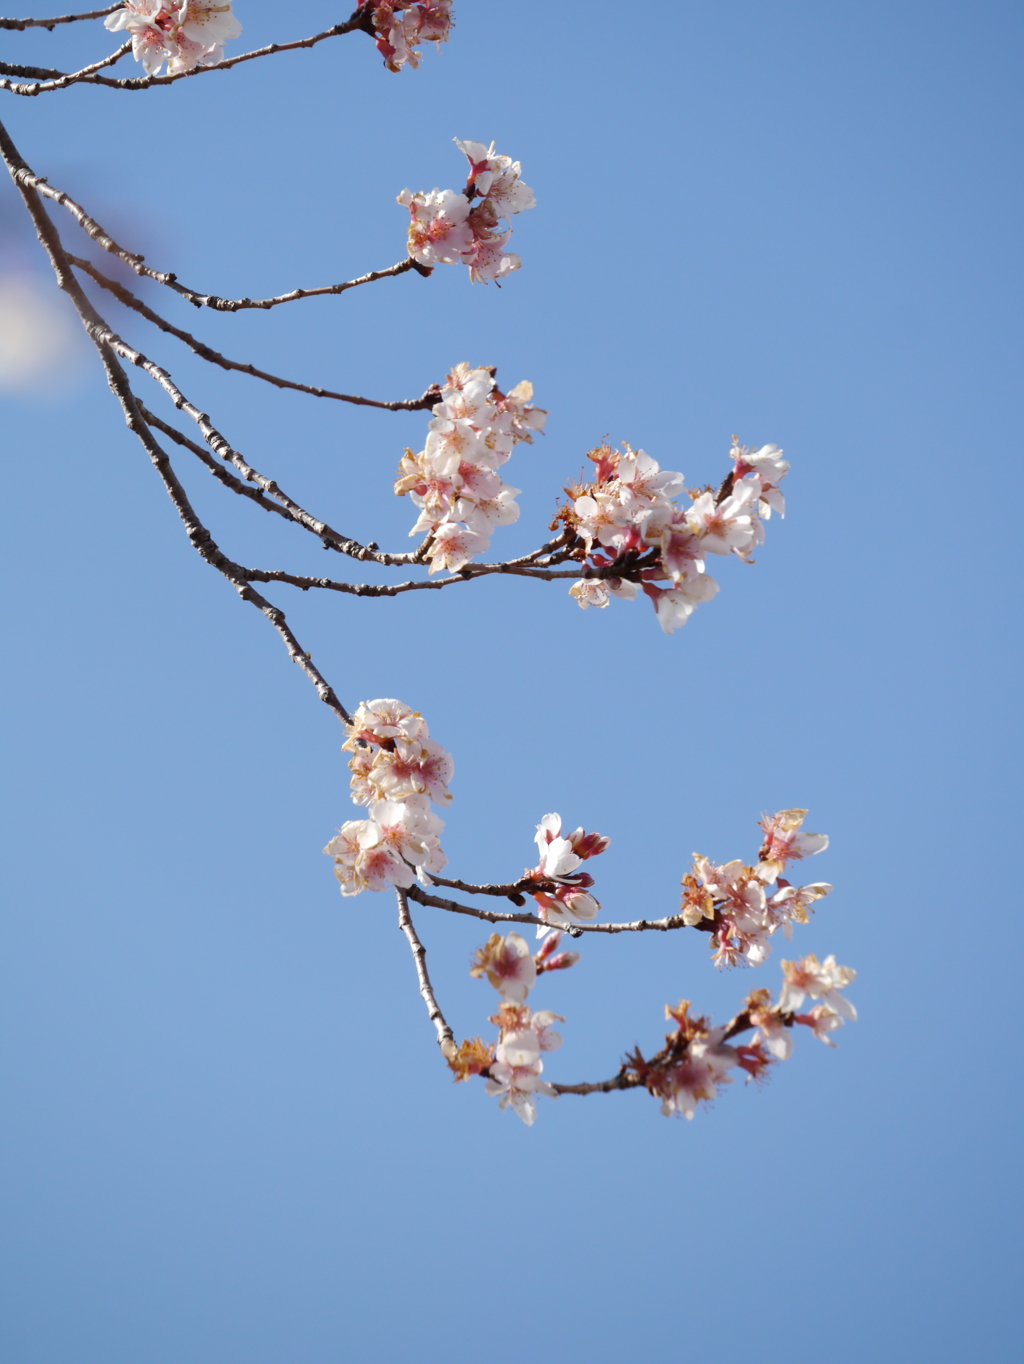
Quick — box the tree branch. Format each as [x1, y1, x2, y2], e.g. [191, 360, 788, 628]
[12, 157, 427, 315]
[1, 38, 129, 93]
[1, 115, 352, 727]
[71, 253, 439, 409]
[406, 884, 697, 937]
[0, 14, 371, 94]
[396, 889, 457, 1061]
[0, 6, 120, 30]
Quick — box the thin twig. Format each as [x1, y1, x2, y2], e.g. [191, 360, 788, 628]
[406, 884, 696, 937]
[0, 6, 120, 29]
[551, 1071, 642, 1096]
[71, 254, 439, 409]
[1, 117, 352, 727]
[396, 889, 457, 1060]
[0, 14, 371, 94]
[136, 403, 301, 526]
[0, 61, 66, 77]
[0, 38, 129, 92]
[550, 1008, 765, 1098]
[423, 873, 533, 901]
[26, 165, 426, 312]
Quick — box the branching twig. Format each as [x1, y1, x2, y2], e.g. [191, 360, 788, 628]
[396, 889, 457, 1060]
[406, 884, 697, 937]
[423, 873, 533, 902]
[1, 38, 129, 93]
[0, 14, 371, 94]
[0, 6, 120, 30]
[1, 117, 352, 726]
[551, 1071, 642, 1096]
[71, 254, 439, 409]
[16, 164, 427, 314]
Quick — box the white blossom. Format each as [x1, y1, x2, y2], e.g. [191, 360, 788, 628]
[105, 2, 241, 77]
[394, 363, 545, 573]
[779, 953, 857, 1020]
[398, 140, 534, 283]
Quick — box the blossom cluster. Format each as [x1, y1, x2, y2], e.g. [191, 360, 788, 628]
[394, 362, 546, 574]
[323, 699, 451, 895]
[559, 439, 789, 634]
[398, 139, 535, 283]
[681, 809, 832, 967]
[632, 954, 856, 1120]
[461, 930, 578, 1124]
[525, 812, 610, 932]
[105, 1, 241, 76]
[360, 1, 453, 73]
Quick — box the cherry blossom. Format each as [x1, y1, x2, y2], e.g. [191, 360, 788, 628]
[484, 1037, 557, 1125]
[568, 577, 638, 610]
[757, 808, 830, 880]
[684, 812, 833, 967]
[630, 1003, 741, 1121]
[105, 2, 241, 77]
[778, 953, 857, 1020]
[795, 1003, 846, 1046]
[556, 437, 785, 633]
[745, 986, 794, 1060]
[730, 439, 790, 517]
[325, 700, 453, 896]
[362, 1, 453, 73]
[394, 363, 545, 573]
[397, 140, 534, 283]
[470, 932, 537, 1003]
[527, 813, 608, 933]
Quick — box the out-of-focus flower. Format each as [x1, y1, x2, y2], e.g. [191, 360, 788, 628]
[757, 808, 829, 880]
[446, 1036, 494, 1081]
[779, 953, 857, 1020]
[534, 930, 580, 974]
[795, 1002, 846, 1046]
[0, 275, 83, 393]
[484, 1025, 557, 1126]
[470, 932, 537, 1003]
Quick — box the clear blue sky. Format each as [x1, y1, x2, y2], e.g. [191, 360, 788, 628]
[1, 3, 1021, 1361]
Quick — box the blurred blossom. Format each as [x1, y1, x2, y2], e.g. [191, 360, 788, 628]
[0, 275, 84, 394]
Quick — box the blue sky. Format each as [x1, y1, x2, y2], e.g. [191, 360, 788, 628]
[1, 3, 1022, 1361]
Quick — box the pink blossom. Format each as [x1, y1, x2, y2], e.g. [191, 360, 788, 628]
[396, 364, 544, 568]
[470, 932, 537, 1003]
[795, 1003, 846, 1046]
[398, 141, 533, 283]
[645, 573, 720, 634]
[365, 1, 453, 73]
[658, 1036, 737, 1120]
